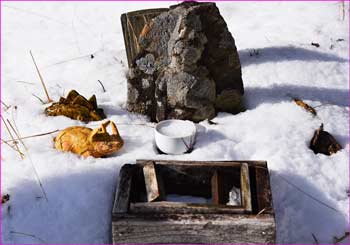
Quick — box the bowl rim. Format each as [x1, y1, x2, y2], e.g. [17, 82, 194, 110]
[155, 119, 196, 139]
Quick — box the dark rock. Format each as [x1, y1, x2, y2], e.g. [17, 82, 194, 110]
[125, 1, 244, 122]
[310, 124, 342, 155]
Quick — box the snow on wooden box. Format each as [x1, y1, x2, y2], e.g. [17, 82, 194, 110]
[112, 160, 276, 244]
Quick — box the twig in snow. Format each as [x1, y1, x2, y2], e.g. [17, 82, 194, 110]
[10, 231, 47, 244]
[312, 233, 319, 244]
[44, 53, 97, 68]
[1, 138, 21, 153]
[5, 117, 48, 202]
[333, 232, 350, 244]
[3, 129, 59, 144]
[30, 50, 53, 103]
[275, 172, 341, 214]
[16, 81, 35, 85]
[98, 80, 106, 92]
[7, 119, 27, 151]
[1, 101, 11, 111]
[1, 116, 24, 159]
[32, 94, 46, 104]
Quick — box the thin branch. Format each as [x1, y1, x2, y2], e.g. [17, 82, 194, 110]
[274, 172, 341, 214]
[30, 50, 53, 103]
[6, 118, 48, 202]
[97, 80, 106, 92]
[31, 94, 46, 104]
[3, 129, 59, 143]
[1, 138, 20, 153]
[7, 119, 28, 151]
[16, 81, 35, 85]
[44, 53, 95, 68]
[333, 232, 350, 244]
[10, 231, 47, 244]
[1, 101, 11, 110]
[1, 116, 24, 159]
[312, 233, 319, 244]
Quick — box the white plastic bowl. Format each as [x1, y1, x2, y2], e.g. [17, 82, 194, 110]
[155, 119, 197, 155]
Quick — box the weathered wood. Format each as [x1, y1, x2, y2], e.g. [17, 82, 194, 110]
[121, 8, 168, 67]
[112, 213, 275, 244]
[211, 170, 220, 205]
[137, 159, 267, 167]
[240, 162, 252, 212]
[255, 165, 274, 214]
[112, 160, 275, 244]
[112, 164, 135, 214]
[143, 161, 165, 202]
[129, 201, 245, 214]
[211, 170, 231, 205]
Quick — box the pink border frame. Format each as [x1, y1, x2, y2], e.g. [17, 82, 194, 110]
[0, 0, 349, 244]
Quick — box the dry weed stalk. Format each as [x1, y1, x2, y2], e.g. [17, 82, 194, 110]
[1, 101, 11, 111]
[29, 50, 53, 103]
[3, 116, 48, 202]
[1, 116, 24, 159]
[3, 129, 59, 144]
[10, 231, 47, 244]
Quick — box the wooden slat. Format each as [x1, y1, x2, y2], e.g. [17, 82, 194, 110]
[211, 170, 220, 205]
[129, 201, 245, 214]
[211, 170, 228, 205]
[112, 213, 276, 244]
[143, 161, 165, 202]
[112, 164, 135, 214]
[240, 163, 252, 212]
[255, 165, 274, 214]
[137, 159, 267, 167]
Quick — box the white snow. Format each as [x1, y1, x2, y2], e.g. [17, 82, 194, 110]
[165, 194, 210, 204]
[1, 1, 349, 244]
[157, 120, 195, 137]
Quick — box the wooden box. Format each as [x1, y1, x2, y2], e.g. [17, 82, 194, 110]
[112, 160, 276, 244]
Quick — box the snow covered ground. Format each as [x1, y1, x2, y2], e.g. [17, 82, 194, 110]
[1, 1, 349, 244]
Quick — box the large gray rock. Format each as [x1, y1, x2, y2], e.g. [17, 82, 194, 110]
[126, 1, 244, 122]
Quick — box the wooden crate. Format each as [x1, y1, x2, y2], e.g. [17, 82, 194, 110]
[121, 8, 168, 68]
[112, 160, 276, 244]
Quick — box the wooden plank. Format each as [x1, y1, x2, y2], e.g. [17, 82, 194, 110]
[137, 159, 267, 167]
[143, 161, 165, 202]
[211, 170, 229, 205]
[255, 165, 274, 214]
[112, 214, 275, 244]
[211, 170, 220, 205]
[129, 201, 245, 214]
[112, 164, 135, 214]
[121, 8, 168, 67]
[240, 163, 252, 212]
